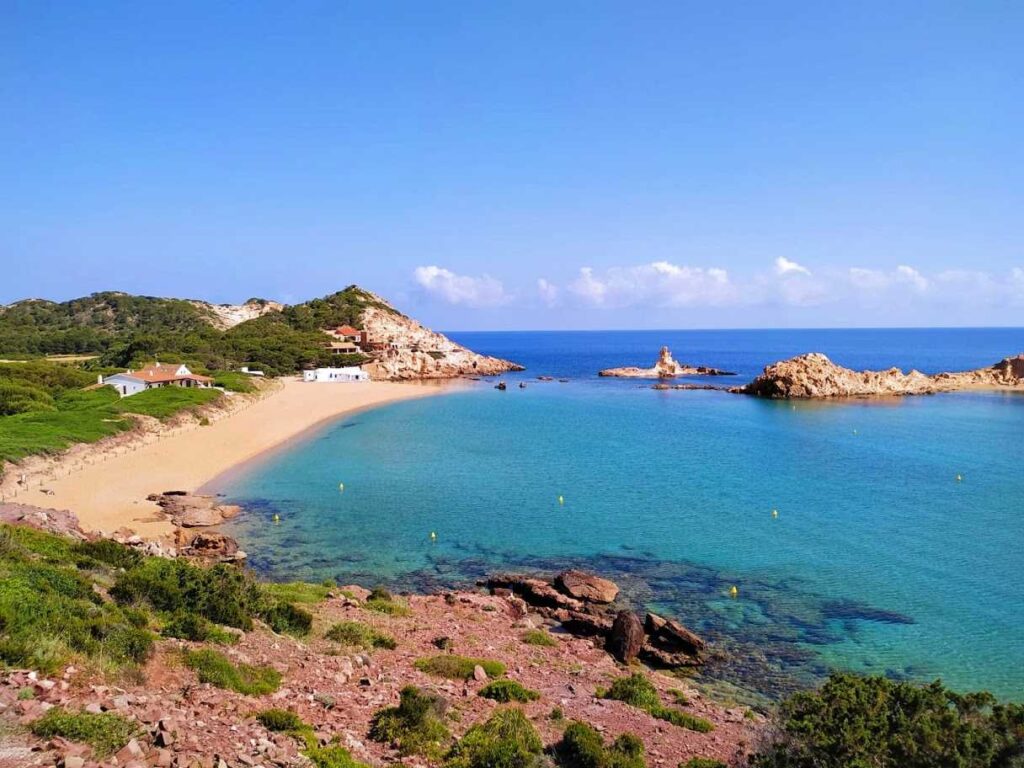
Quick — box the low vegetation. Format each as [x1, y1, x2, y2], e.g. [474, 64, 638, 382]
[325, 620, 397, 650]
[0, 525, 154, 673]
[750, 673, 1024, 768]
[414, 654, 507, 680]
[262, 581, 333, 605]
[557, 721, 646, 768]
[30, 708, 140, 757]
[445, 707, 544, 768]
[478, 680, 540, 703]
[183, 648, 281, 695]
[363, 586, 412, 616]
[257, 708, 308, 733]
[369, 686, 452, 759]
[602, 673, 714, 733]
[680, 760, 726, 768]
[521, 629, 558, 647]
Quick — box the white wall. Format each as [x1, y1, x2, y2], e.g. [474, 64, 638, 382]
[103, 374, 147, 397]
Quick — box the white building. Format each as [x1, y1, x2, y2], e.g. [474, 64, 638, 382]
[303, 366, 370, 383]
[102, 363, 214, 397]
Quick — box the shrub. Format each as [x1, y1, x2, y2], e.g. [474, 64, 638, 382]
[446, 707, 543, 768]
[30, 708, 140, 757]
[365, 597, 411, 616]
[262, 601, 313, 637]
[74, 538, 143, 570]
[368, 586, 392, 601]
[602, 673, 713, 733]
[161, 611, 237, 644]
[550, 706, 565, 721]
[603, 673, 661, 710]
[111, 558, 263, 630]
[305, 743, 372, 768]
[479, 680, 541, 703]
[750, 673, 1024, 768]
[183, 648, 281, 695]
[415, 655, 506, 680]
[370, 686, 452, 759]
[650, 707, 713, 733]
[325, 621, 397, 650]
[262, 581, 332, 605]
[257, 708, 308, 733]
[681, 760, 726, 768]
[557, 722, 646, 768]
[522, 630, 558, 647]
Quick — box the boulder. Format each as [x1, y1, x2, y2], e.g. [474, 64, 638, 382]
[645, 613, 706, 656]
[487, 575, 585, 612]
[607, 611, 645, 664]
[555, 570, 619, 604]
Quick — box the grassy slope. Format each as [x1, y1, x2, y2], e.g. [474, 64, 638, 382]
[0, 386, 221, 469]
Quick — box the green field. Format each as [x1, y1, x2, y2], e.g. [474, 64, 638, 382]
[0, 385, 221, 471]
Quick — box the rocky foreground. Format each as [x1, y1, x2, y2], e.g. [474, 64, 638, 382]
[0, 510, 761, 768]
[599, 348, 734, 379]
[734, 352, 1024, 399]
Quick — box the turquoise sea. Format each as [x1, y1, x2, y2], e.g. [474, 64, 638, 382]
[214, 329, 1024, 701]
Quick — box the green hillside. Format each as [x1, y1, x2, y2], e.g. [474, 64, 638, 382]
[0, 286, 387, 375]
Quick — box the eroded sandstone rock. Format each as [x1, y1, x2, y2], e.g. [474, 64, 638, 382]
[600, 347, 735, 379]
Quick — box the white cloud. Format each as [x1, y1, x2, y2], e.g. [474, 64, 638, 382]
[775, 257, 811, 276]
[568, 261, 737, 308]
[537, 278, 559, 306]
[412, 266, 510, 308]
[848, 265, 929, 296]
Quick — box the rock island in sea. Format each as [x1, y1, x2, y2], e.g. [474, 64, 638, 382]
[599, 346, 735, 378]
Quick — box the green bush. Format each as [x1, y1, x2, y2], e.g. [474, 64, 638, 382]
[263, 581, 332, 605]
[681, 759, 726, 768]
[478, 680, 540, 703]
[650, 707, 713, 733]
[557, 722, 646, 768]
[74, 538, 143, 570]
[111, 558, 263, 630]
[325, 621, 397, 650]
[161, 611, 237, 644]
[522, 629, 558, 647]
[603, 673, 661, 710]
[262, 601, 313, 637]
[30, 708, 140, 757]
[602, 673, 713, 733]
[0, 527, 154, 672]
[305, 743, 372, 768]
[751, 673, 1024, 768]
[445, 707, 544, 768]
[370, 686, 452, 759]
[365, 597, 411, 616]
[415, 655, 506, 680]
[183, 648, 281, 695]
[257, 708, 308, 733]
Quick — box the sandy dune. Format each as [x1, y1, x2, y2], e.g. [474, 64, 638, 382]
[15, 378, 446, 538]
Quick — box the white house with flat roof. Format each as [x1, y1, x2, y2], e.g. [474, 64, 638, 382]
[302, 366, 370, 383]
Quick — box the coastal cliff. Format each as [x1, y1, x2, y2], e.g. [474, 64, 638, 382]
[736, 352, 1024, 399]
[599, 346, 734, 379]
[358, 291, 523, 380]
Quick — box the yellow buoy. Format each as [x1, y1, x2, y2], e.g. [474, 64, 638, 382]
[558, 495, 564, 506]
[729, 585, 739, 598]
[956, 474, 962, 482]
[771, 509, 779, 519]
[339, 482, 345, 492]
[430, 531, 437, 541]
[272, 513, 280, 524]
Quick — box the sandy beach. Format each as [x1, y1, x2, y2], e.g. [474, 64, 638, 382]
[13, 378, 447, 538]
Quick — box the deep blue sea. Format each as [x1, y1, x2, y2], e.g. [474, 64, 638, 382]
[215, 329, 1024, 701]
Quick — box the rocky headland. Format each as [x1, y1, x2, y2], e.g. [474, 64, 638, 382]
[734, 352, 1024, 399]
[359, 293, 523, 381]
[599, 348, 735, 379]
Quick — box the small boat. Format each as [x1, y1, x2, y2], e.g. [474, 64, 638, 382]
[495, 381, 507, 390]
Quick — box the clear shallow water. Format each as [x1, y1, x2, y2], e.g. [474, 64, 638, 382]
[216, 329, 1024, 700]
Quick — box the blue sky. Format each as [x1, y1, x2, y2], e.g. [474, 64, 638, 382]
[2, 2, 1021, 329]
